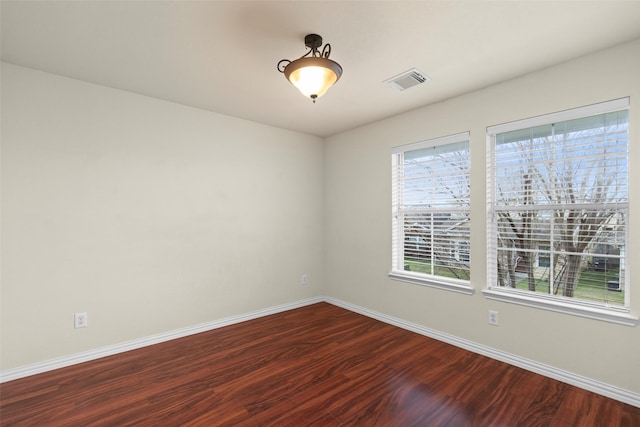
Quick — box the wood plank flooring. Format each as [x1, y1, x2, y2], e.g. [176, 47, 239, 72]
[1, 302, 639, 426]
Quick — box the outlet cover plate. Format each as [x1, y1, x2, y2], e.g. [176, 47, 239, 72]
[74, 312, 88, 329]
[488, 310, 499, 326]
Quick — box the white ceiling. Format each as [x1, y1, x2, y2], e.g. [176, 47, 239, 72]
[3, 1, 640, 138]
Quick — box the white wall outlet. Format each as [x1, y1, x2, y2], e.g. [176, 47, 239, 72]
[74, 312, 88, 329]
[301, 274, 308, 285]
[488, 310, 499, 326]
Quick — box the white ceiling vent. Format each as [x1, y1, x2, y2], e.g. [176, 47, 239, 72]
[384, 68, 431, 91]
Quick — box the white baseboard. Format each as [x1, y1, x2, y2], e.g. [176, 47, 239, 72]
[324, 297, 640, 409]
[2, 295, 638, 409]
[0, 297, 323, 383]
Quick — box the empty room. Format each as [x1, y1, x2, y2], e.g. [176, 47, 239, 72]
[2, 1, 640, 425]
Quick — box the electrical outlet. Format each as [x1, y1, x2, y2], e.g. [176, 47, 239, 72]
[74, 312, 88, 329]
[488, 310, 499, 326]
[301, 274, 308, 285]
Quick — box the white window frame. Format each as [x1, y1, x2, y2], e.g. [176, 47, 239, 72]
[389, 132, 473, 295]
[484, 98, 637, 326]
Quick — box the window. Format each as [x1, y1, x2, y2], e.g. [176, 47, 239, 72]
[486, 98, 636, 325]
[537, 245, 551, 268]
[390, 132, 472, 294]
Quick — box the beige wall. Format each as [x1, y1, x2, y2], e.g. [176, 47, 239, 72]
[324, 39, 640, 394]
[1, 63, 324, 370]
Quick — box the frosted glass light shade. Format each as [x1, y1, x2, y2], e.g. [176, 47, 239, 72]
[284, 57, 342, 100]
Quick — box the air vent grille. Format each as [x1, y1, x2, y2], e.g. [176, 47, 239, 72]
[384, 68, 431, 91]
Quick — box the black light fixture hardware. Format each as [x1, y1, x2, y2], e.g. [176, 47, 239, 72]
[277, 34, 343, 103]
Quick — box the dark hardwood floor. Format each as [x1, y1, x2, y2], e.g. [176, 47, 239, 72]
[1, 302, 639, 426]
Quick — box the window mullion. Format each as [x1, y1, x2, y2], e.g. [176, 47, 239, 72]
[549, 217, 555, 296]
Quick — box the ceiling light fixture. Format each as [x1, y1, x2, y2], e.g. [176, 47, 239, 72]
[277, 34, 343, 103]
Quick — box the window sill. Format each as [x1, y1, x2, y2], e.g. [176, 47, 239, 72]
[482, 288, 638, 326]
[388, 271, 474, 295]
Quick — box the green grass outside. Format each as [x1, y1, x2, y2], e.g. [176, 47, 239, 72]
[404, 258, 624, 306]
[404, 258, 469, 280]
[513, 269, 624, 306]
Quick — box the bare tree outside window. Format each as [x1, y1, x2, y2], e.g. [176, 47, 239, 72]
[490, 108, 628, 306]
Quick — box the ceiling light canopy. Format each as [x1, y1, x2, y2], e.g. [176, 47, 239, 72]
[277, 34, 343, 103]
